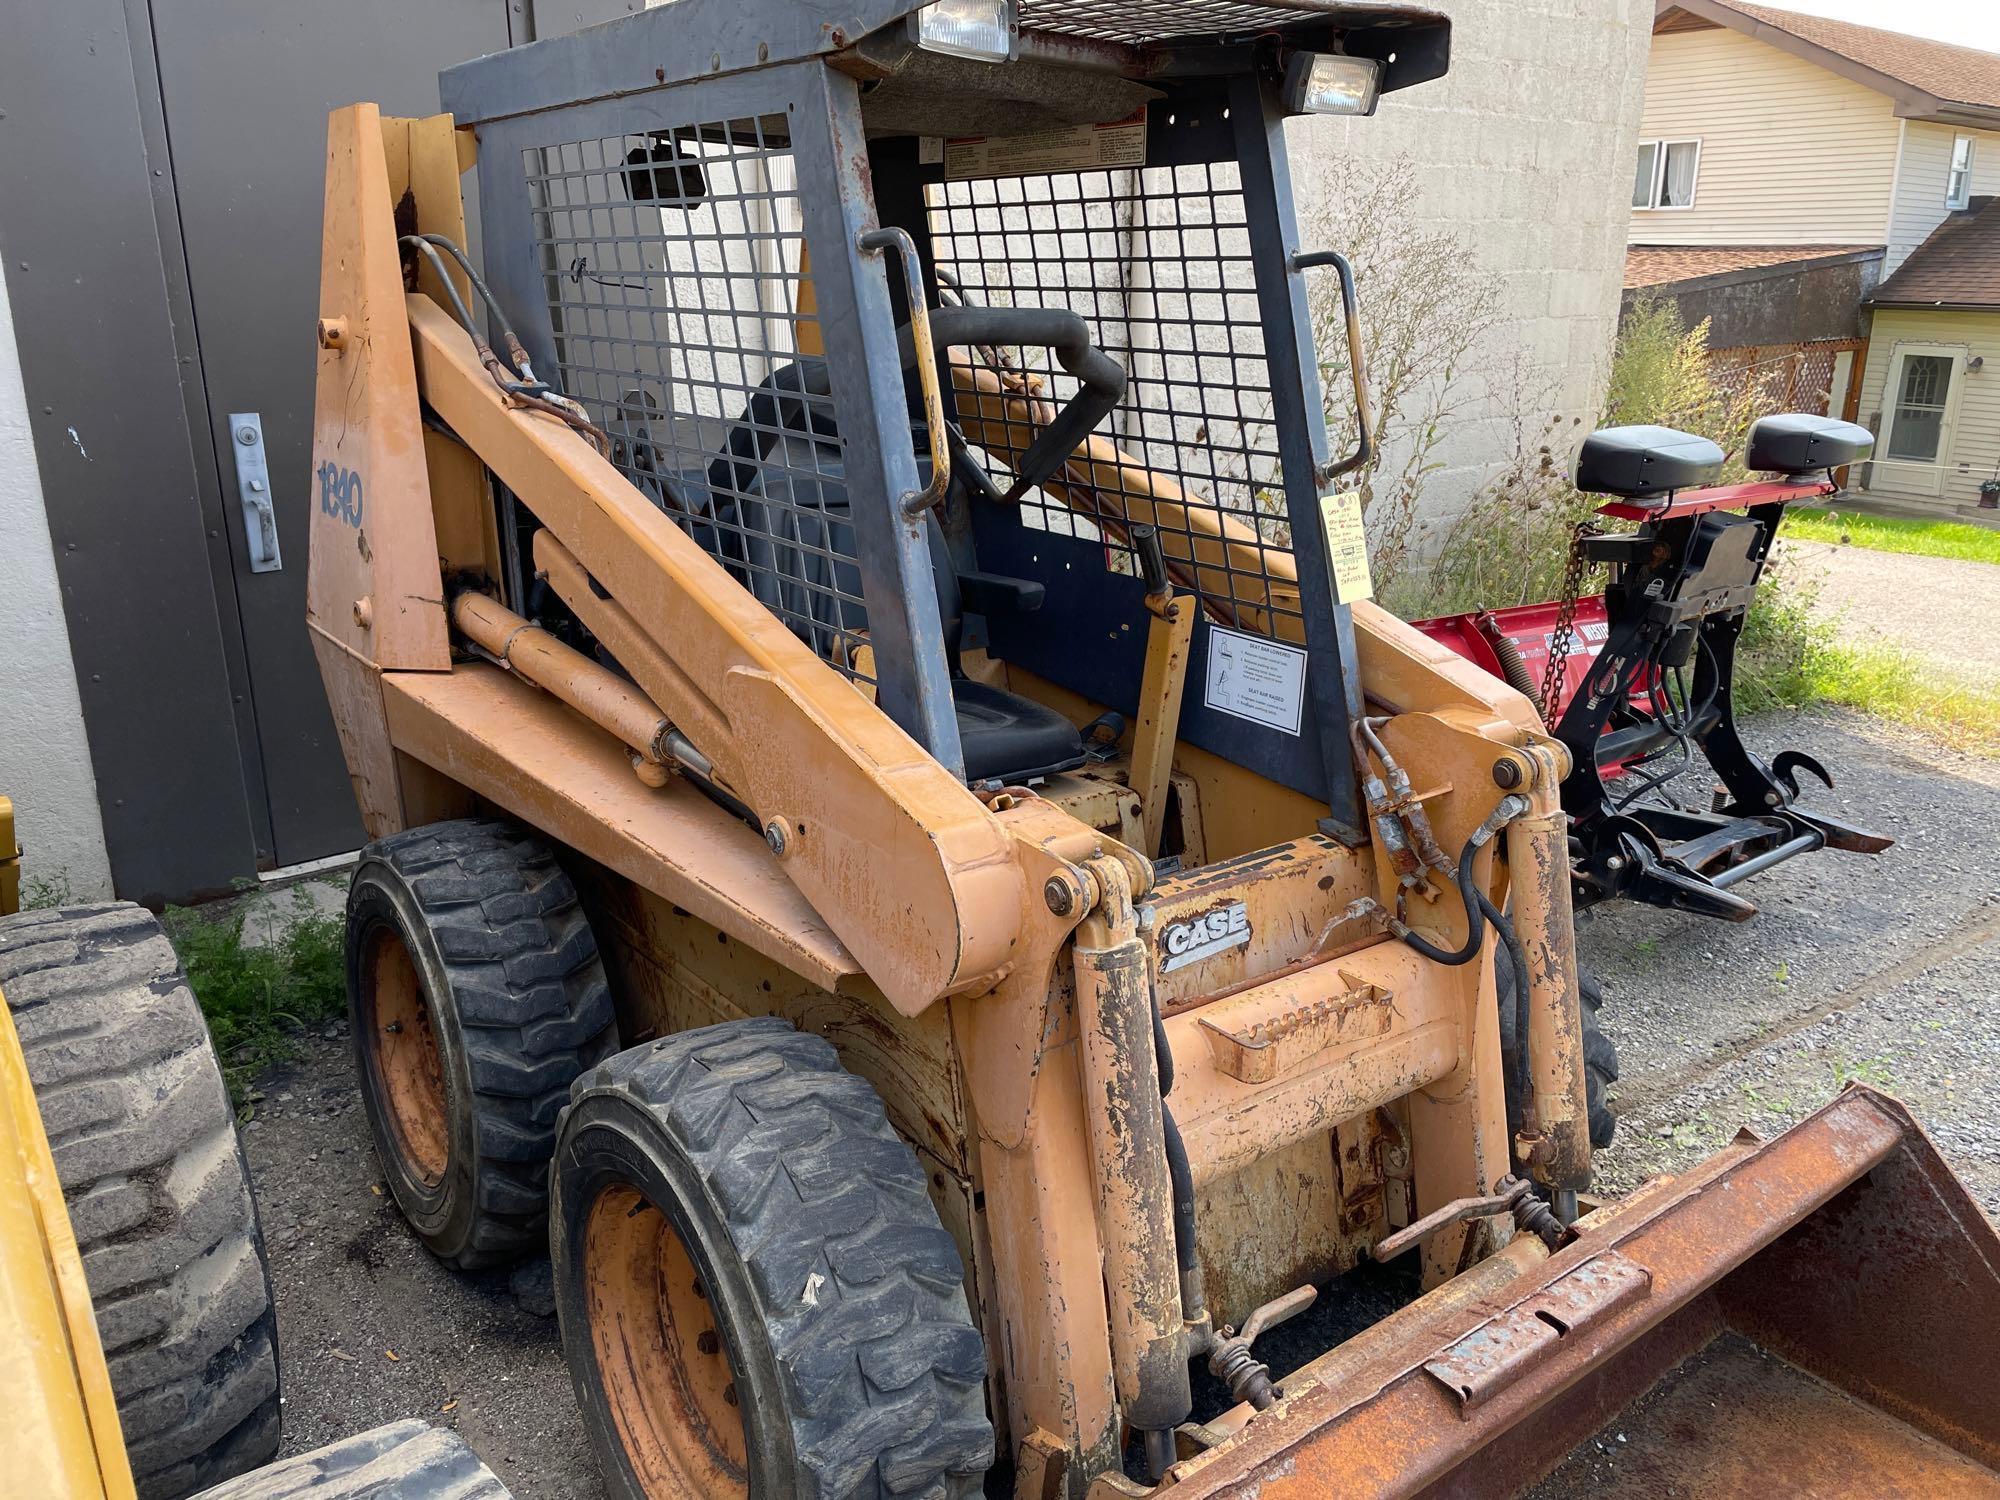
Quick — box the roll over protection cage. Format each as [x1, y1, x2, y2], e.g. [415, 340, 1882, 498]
[439, 0, 1449, 838]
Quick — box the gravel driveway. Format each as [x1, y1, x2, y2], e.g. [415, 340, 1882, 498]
[240, 706, 1998, 1494]
[1785, 537, 2000, 687]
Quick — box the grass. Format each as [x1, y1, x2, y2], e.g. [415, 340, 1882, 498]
[1783, 506, 2000, 565]
[1734, 557, 2000, 755]
[162, 886, 346, 1109]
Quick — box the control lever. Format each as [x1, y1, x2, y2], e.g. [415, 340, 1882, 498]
[1127, 525, 1193, 859]
[1371, 1175, 1567, 1263]
[1134, 522, 1171, 601]
[1206, 1284, 1317, 1411]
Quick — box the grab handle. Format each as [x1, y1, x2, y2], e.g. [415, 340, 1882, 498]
[1292, 250, 1374, 486]
[859, 226, 952, 518]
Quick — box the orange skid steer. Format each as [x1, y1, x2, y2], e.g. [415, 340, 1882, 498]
[307, 3, 2000, 1495]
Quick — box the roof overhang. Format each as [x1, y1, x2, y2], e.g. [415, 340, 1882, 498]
[1655, 0, 2000, 130]
[1864, 299, 2000, 312]
[1627, 245, 1884, 296]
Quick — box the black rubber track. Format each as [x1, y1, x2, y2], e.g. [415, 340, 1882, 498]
[190, 1417, 512, 1499]
[0, 902, 282, 1500]
[553, 1016, 993, 1500]
[1496, 946, 1621, 1149]
[347, 819, 617, 1270]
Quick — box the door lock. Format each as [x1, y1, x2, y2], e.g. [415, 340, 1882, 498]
[229, 412, 282, 573]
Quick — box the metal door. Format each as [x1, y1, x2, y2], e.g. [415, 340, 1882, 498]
[147, 0, 514, 865]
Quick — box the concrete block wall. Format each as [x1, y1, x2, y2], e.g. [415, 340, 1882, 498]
[1287, 0, 1655, 529]
[0, 260, 115, 903]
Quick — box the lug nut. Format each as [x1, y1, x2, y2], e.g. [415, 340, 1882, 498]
[763, 819, 789, 857]
[723, 1382, 738, 1407]
[697, 1330, 720, 1355]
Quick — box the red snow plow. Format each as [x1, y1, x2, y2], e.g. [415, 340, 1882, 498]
[1414, 413, 1890, 921]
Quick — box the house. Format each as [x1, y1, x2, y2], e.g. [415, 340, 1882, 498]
[1859, 196, 2000, 511]
[1629, 0, 2000, 515]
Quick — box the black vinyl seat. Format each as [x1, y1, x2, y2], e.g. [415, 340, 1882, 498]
[926, 527, 1086, 782]
[684, 360, 1087, 785]
[1745, 413, 1874, 475]
[1574, 425, 1725, 499]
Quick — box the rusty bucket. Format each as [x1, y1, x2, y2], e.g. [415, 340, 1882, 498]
[1163, 1086, 2000, 1497]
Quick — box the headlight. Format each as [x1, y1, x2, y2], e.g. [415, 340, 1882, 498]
[913, 0, 1016, 64]
[1283, 53, 1384, 117]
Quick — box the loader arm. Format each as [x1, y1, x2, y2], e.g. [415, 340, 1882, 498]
[410, 297, 1024, 1016]
[310, 105, 1030, 1017]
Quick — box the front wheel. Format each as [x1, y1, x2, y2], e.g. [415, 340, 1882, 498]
[552, 1016, 993, 1499]
[347, 819, 617, 1270]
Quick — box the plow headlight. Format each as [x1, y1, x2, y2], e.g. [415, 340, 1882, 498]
[913, 0, 1016, 63]
[1284, 53, 1384, 117]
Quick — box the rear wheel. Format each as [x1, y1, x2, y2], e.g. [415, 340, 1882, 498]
[552, 1016, 993, 1499]
[1496, 948, 1620, 1150]
[347, 819, 617, 1270]
[0, 902, 281, 1499]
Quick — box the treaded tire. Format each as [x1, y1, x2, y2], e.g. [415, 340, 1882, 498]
[348, 818, 617, 1271]
[1496, 949, 1620, 1150]
[190, 1418, 512, 1499]
[553, 1016, 993, 1500]
[0, 901, 282, 1499]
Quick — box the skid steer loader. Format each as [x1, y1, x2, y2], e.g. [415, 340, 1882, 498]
[308, 4, 2000, 1496]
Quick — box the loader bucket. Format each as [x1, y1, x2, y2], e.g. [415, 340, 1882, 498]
[1165, 1086, 2000, 1498]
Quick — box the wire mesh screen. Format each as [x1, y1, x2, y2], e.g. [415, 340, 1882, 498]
[928, 162, 1300, 639]
[1020, 0, 1347, 43]
[524, 117, 874, 681]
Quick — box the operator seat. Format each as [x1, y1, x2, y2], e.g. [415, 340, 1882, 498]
[687, 359, 1087, 784]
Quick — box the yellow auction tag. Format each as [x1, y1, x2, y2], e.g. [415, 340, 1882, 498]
[1318, 489, 1374, 604]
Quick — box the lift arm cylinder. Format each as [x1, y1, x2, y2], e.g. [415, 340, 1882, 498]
[1070, 860, 1191, 1442]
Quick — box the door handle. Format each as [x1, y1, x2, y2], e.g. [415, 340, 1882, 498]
[229, 412, 282, 573]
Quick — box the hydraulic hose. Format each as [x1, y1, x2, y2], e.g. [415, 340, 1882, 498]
[1478, 889, 1535, 1100]
[1393, 838, 1487, 968]
[1150, 994, 1204, 1309]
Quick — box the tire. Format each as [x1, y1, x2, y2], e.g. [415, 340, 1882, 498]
[1495, 947, 1620, 1150]
[347, 819, 617, 1271]
[552, 1016, 992, 1500]
[190, 1418, 512, 1500]
[0, 902, 281, 1499]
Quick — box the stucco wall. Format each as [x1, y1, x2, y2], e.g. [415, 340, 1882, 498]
[0, 260, 114, 902]
[1289, 0, 1656, 526]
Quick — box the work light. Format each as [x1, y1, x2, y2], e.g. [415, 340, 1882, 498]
[1283, 52, 1384, 116]
[913, 0, 1016, 63]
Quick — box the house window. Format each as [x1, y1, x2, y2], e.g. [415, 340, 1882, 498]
[1632, 139, 1700, 209]
[1947, 135, 1975, 210]
[1886, 352, 1954, 463]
